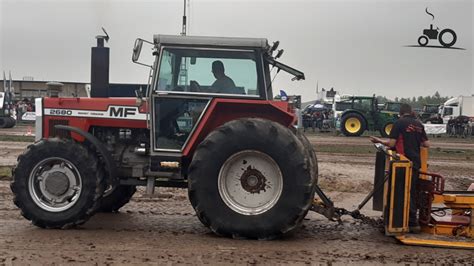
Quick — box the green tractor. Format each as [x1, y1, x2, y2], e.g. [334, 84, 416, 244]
[338, 96, 397, 137]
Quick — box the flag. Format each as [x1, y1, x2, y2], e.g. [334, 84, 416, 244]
[280, 90, 288, 101]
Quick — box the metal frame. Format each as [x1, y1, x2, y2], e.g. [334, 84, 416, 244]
[150, 93, 212, 153]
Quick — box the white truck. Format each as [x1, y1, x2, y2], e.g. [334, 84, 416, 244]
[439, 96, 474, 124]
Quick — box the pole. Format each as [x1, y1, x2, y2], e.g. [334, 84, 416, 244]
[181, 0, 187, 36]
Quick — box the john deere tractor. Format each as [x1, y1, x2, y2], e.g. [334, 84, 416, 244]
[338, 96, 397, 137]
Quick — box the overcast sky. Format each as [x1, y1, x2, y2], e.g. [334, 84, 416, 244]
[1, 0, 473, 101]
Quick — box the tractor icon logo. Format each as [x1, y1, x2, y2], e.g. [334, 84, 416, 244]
[417, 8, 457, 48]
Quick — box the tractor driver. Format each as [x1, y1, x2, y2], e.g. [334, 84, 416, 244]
[370, 103, 430, 233]
[209, 60, 236, 93]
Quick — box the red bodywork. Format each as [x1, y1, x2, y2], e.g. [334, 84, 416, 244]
[42, 97, 295, 158]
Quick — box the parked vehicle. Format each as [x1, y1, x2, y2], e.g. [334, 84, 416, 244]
[336, 96, 396, 137]
[439, 96, 474, 124]
[419, 104, 442, 124]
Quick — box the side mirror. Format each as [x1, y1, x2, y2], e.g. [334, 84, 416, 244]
[190, 57, 196, 65]
[132, 39, 144, 63]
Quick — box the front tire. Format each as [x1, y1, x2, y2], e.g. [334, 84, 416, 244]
[188, 118, 315, 239]
[10, 138, 105, 228]
[341, 113, 366, 137]
[418, 35, 429, 46]
[98, 185, 136, 212]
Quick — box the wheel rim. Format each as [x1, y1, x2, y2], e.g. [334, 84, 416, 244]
[28, 157, 82, 212]
[345, 117, 362, 134]
[418, 36, 428, 46]
[218, 150, 283, 216]
[385, 123, 393, 136]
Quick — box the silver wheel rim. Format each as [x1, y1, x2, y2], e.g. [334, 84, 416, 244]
[28, 157, 82, 212]
[218, 150, 283, 216]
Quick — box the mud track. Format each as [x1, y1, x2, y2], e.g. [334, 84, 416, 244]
[0, 133, 473, 264]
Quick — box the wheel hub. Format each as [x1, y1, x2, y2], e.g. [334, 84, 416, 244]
[218, 150, 283, 216]
[29, 158, 82, 212]
[240, 166, 267, 194]
[43, 172, 70, 196]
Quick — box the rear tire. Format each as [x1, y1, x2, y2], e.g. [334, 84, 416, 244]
[10, 138, 105, 228]
[188, 118, 315, 239]
[380, 122, 393, 138]
[98, 185, 136, 212]
[341, 113, 366, 137]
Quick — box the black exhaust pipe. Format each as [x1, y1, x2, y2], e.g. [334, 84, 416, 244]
[90, 31, 110, 98]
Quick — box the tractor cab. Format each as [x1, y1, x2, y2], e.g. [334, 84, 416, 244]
[132, 35, 304, 154]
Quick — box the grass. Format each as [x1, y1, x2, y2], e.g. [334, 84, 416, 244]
[314, 143, 474, 160]
[0, 135, 35, 142]
[0, 166, 12, 180]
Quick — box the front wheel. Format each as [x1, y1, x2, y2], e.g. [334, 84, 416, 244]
[418, 35, 429, 46]
[341, 113, 366, 137]
[188, 118, 315, 239]
[10, 138, 105, 228]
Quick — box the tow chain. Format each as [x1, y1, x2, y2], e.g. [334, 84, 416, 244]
[310, 200, 383, 228]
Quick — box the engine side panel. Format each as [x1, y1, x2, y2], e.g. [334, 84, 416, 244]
[42, 97, 147, 141]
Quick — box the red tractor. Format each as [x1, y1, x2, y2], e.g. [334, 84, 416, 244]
[11, 34, 318, 239]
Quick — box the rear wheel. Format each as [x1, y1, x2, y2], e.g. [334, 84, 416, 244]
[10, 138, 105, 228]
[380, 122, 393, 138]
[438, 29, 456, 48]
[98, 185, 136, 212]
[341, 113, 366, 136]
[188, 118, 315, 239]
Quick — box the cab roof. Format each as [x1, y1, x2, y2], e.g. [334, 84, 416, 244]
[153, 34, 269, 50]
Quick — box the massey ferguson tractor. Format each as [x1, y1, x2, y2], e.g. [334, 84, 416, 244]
[11, 34, 318, 239]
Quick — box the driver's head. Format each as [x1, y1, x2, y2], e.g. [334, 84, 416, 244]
[212, 60, 225, 78]
[399, 103, 412, 116]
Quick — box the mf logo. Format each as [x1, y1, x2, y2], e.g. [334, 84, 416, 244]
[109, 107, 137, 118]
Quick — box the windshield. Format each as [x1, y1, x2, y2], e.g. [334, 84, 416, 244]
[155, 48, 260, 96]
[425, 106, 438, 113]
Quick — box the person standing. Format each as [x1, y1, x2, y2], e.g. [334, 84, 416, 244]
[370, 103, 430, 233]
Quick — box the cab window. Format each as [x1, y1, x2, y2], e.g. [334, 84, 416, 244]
[156, 48, 260, 96]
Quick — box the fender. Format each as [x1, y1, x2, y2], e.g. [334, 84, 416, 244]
[54, 125, 117, 183]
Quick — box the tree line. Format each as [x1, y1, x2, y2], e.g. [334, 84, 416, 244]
[377, 91, 451, 109]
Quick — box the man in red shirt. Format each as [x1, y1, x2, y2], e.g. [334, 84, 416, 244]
[370, 103, 430, 232]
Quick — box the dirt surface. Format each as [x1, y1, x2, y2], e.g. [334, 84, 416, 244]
[1, 132, 473, 264]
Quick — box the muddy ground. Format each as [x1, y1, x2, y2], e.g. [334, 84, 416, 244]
[0, 126, 473, 264]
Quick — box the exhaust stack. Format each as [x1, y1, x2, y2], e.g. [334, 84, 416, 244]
[90, 28, 110, 98]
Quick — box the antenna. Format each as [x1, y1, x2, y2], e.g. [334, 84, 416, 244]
[181, 0, 187, 36]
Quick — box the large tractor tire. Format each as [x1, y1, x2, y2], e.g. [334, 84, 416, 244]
[296, 131, 318, 184]
[98, 185, 136, 212]
[188, 118, 315, 239]
[341, 113, 366, 137]
[10, 138, 105, 228]
[380, 122, 393, 138]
